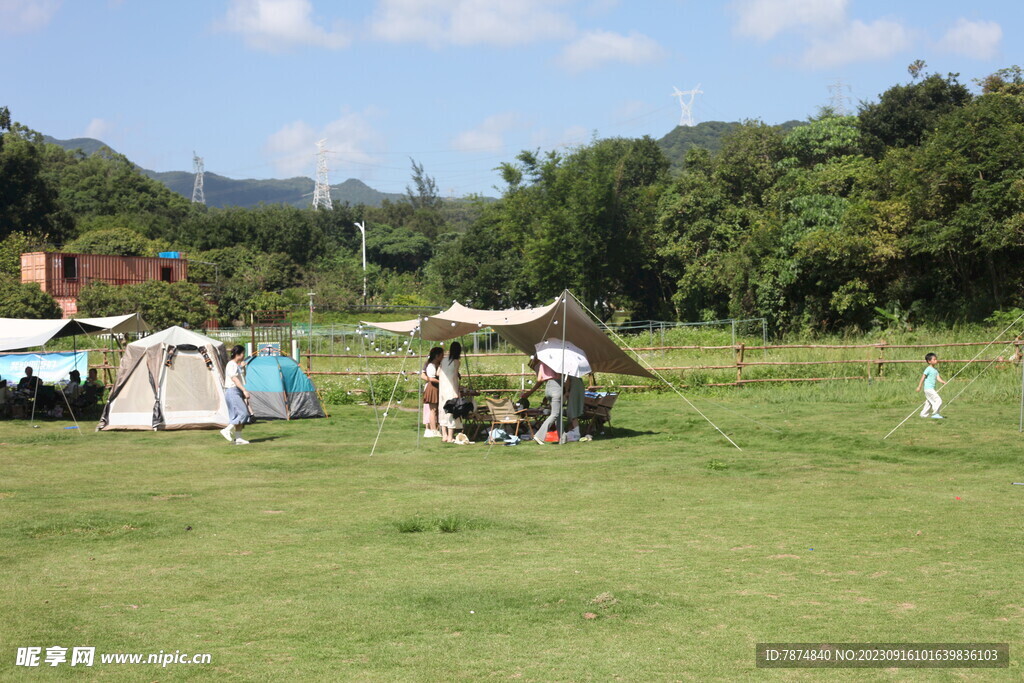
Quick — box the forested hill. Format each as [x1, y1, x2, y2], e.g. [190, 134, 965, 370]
[43, 121, 799, 207]
[143, 171, 405, 209]
[657, 120, 804, 169]
[43, 136, 405, 208]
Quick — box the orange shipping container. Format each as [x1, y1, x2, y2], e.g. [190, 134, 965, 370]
[21, 251, 189, 317]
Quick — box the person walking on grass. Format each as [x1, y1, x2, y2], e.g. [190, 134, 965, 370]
[916, 352, 949, 419]
[221, 345, 252, 445]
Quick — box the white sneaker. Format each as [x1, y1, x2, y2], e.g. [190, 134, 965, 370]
[234, 437, 250, 445]
[219, 426, 234, 442]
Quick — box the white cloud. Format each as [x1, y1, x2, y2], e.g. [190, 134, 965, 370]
[220, 0, 349, 51]
[265, 110, 382, 177]
[732, 0, 846, 41]
[84, 118, 115, 140]
[0, 0, 61, 35]
[451, 113, 523, 152]
[370, 0, 574, 47]
[800, 19, 910, 69]
[557, 29, 666, 73]
[938, 18, 1001, 61]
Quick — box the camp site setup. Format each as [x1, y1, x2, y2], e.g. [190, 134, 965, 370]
[361, 290, 745, 452]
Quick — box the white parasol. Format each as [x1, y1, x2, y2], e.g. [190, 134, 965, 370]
[534, 338, 592, 378]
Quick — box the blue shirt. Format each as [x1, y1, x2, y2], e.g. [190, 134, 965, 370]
[922, 366, 939, 390]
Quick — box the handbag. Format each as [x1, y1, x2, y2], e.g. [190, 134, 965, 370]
[443, 397, 474, 418]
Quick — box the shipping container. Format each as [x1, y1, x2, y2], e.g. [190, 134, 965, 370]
[20, 252, 190, 318]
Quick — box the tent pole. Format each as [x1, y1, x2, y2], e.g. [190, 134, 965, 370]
[558, 291, 567, 445]
[1019, 346, 1023, 433]
[362, 332, 381, 430]
[29, 346, 42, 427]
[57, 379, 82, 435]
[369, 340, 411, 457]
[417, 320, 423, 450]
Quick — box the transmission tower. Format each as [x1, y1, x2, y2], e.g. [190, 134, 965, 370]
[827, 78, 852, 115]
[671, 84, 702, 127]
[312, 139, 333, 211]
[191, 152, 205, 205]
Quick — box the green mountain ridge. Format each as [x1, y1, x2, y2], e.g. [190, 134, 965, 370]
[44, 120, 804, 207]
[656, 120, 805, 169]
[43, 135, 406, 208]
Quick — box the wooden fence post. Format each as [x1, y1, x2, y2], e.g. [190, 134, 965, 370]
[736, 343, 745, 384]
[877, 339, 887, 377]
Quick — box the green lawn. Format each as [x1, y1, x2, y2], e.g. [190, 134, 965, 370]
[1, 392, 1022, 680]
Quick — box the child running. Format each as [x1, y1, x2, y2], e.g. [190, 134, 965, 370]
[916, 352, 948, 419]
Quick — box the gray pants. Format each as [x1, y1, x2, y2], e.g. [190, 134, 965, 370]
[537, 379, 563, 437]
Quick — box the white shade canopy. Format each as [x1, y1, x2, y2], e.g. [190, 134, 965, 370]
[365, 291, 653, 379]
[0, 313, 148, 352]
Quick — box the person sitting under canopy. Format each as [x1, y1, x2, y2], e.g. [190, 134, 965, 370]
[17, 367, 42, 395]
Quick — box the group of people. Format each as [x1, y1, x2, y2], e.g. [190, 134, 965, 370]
[0, 366, 105, 418]
[419, 344, 589, 445]
[420, 342, 466, 442]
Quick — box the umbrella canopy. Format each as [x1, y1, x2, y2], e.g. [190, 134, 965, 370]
[534, 338, 592, 377]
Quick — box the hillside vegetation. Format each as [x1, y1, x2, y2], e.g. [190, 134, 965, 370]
[3, 63, 1024, 335]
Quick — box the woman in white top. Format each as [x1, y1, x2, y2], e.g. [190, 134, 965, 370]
[437, 341, 462, 443]
[420, 346, 443, 437]
[221, 345, 251, 445]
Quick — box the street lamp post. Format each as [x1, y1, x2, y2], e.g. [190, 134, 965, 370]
[355, 221, 367, 305]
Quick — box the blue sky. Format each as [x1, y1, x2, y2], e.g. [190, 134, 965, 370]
[1, 0, 1019, 197]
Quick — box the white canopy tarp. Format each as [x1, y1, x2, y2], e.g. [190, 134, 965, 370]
[0, 313, 148, 352]
[365, 292, 654, 379]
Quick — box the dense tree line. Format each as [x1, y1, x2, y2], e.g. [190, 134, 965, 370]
[2, 63, 1023, 331]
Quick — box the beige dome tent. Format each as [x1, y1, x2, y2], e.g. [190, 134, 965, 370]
[99, 326, 230, 431]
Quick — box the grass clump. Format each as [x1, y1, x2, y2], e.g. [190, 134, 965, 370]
[394, 512, 491, 533]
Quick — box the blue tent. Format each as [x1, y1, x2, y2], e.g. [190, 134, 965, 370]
[245, 355, 325, 420]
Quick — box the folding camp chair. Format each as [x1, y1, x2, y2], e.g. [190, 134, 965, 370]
[581, 393, 618, 436]
[485, 397, 533, 443]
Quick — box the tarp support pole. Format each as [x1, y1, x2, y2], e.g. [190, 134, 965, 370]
[558, 291, 567, 444]
[416, 320, 423, 449]
[29, 345, 42, 427]
[1019, 346, 1023, 433]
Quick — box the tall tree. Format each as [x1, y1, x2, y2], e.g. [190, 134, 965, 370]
[858, 71, 972, 157]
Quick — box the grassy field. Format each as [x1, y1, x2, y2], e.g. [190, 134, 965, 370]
[1, 388, 1023, 680]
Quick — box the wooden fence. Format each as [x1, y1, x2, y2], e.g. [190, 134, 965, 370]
[81, 339, 1024, 393]
[305, 338, 1024, 390]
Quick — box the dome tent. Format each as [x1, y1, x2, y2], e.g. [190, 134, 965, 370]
[99, 326, 230, 431]
[245, 353, 325, 420]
